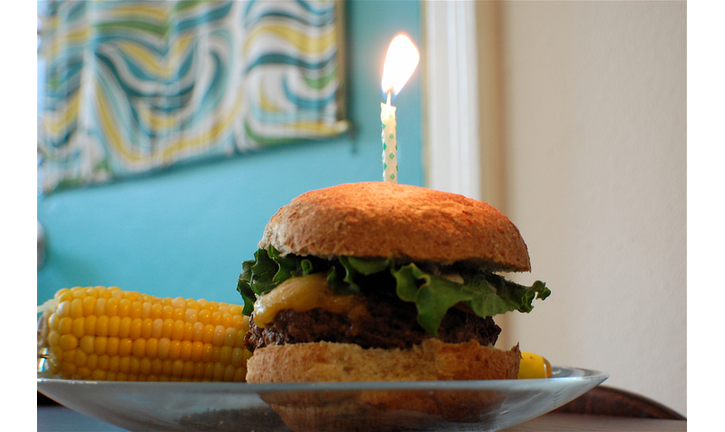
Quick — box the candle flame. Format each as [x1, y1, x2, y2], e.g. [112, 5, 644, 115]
[381, 33, 419, 98]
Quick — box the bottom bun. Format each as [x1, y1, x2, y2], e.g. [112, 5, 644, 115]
[246, 338, 520, 382]
[247, 339, 521, 432]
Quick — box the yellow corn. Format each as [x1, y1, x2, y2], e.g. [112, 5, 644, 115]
[37, 286, 251, 382]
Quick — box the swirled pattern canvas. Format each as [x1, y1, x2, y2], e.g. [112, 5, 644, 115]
[38, 0, 348, 193]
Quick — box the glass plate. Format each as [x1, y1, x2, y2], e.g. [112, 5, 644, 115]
[37, 366, 607, 432]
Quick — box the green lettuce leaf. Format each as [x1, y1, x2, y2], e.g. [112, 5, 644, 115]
[393, 264, 476, 335]
[392, 264, 551, 334]
[236, 247, 550, 335]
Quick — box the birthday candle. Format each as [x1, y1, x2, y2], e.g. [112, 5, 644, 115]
[380, 34, 419, 184]
[381, 93, 398, 183]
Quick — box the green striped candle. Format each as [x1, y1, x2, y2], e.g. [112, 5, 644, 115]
[381, 94, 398, 183]
[380, 33, 419, 184]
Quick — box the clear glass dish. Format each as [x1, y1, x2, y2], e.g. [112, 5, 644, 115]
[37, 366, 607, 432]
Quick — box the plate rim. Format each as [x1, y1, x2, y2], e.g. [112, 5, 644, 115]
[37, 365, 609, 393]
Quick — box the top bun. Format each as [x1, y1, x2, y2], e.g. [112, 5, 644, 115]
[259, 182, 531, 272]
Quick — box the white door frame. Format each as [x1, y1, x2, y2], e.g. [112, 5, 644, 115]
[422, 1, 482, 200]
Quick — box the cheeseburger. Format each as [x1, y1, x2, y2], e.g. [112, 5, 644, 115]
[237, 182, 550, 383]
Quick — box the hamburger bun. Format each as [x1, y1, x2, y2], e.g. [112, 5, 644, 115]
[259, 181, 530, 272]
[247, 338, 521, 383]
[251, 339, 518, 431]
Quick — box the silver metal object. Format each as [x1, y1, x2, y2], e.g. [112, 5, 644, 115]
[38, 221, 46, 269]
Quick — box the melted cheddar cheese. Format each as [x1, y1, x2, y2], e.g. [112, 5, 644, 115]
[252, 273, 365, 328]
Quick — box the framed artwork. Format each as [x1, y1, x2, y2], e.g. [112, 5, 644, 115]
[38, 0, 348, 193]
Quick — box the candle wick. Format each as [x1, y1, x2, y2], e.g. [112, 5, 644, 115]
[386, 90, 392, 106]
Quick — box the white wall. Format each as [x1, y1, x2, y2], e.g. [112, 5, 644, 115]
[493, 1, 686, 415]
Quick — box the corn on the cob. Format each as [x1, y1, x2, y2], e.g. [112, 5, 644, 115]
[37, 286, 251, 382]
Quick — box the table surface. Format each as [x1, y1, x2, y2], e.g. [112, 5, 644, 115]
[38, 405, 686, 432]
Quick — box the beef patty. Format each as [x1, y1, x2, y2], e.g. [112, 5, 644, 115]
[244, 289, 502, 352]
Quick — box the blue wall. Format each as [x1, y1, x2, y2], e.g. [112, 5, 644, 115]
[37, 1, 424, 305]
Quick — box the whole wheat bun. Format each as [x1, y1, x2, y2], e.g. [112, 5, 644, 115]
[259, 182, 531, 272]
[248, 340, 520, 431]
[246, 338, 520, 383]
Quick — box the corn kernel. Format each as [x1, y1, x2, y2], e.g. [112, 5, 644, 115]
[129, 301, 143, 319]
[157, 337, 170, 360]
[118, 317, 132, 338]
[71, 317, 85, 339]
[77, 366, 92, 379]
[82, 296, 96, 317]
[59, 334, 78, 351]
[183, 361, 195, 379]
[58, 317, 73, 335]
[87, 354, 98, 371]
[183, 322, 194, 341]
[202, 324, 215, 344]
[223, 365, 235, 381]
[201, 343, 214, 363]
[204, 363, 215, 380]
[168, 340, 182, 361]
[74, 350, 87, 367]
[129, 318, 143, 340]
[198, 309, 211, 325]
[172, 297, 186, 310]
[233, 367, 246, 382]
[119, 356, 131, 374]
[106, 298, 120, 316]
[161, 360, 173, 377]
[213, 363, 225, 380]
[140, 358, 152, 376]
[95, 316, 109, 337]
[161, 318, 174, 339]
[171, 320, 185, 341]
[212, 325, 226, 346]
[124, 291, 140, 302]
[146, 338, 159, 359]
[132, 338, 146, 358]
[55, 288, 71, 300]
[84, 315, 97, 336]
[194, 362, 205, 379]
[192, 322, 204, 342]
[140, 318, 153, 339]
[79, 335, 94, 354]
[109, 316, 122, 337]
[150, 303, 163, 320]
[129, 357, 141, 375]
[106, 337, 120, 356]
[98, 355, 110, 371]
[118, 338, 133, 357]
[180, 341, 193, 361]
[191, 341, 204, 362]
[70, 298, 84, 319]
[220, 346, 233, 366]
[118, 299, 132, 318]
[48, 313, 61, 332]
[141, 302, 153, 319]
[231, 347, 247, 368]
[162, 305, 174, 320]
[95, 336, 107, 356]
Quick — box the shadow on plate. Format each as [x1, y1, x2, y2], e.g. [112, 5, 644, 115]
[259, 388, 507, 432]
